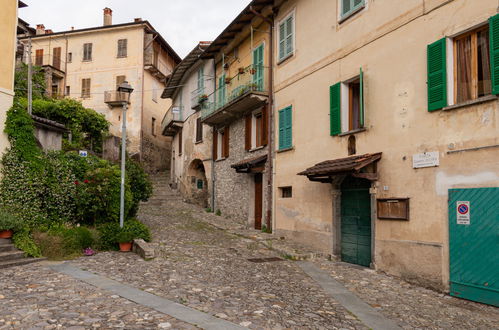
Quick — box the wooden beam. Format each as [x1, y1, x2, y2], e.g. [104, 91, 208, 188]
[352, 172, 378, 181]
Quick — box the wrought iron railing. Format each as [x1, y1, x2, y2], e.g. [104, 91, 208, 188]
[161, 105, 184, 132]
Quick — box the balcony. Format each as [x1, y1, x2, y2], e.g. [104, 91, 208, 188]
[104, 91, 130, 107]
[161, 105, 184, 136]
[200, 64, 269, 125]
[33, 54, 66, 77]
[191, 87, 207, 110]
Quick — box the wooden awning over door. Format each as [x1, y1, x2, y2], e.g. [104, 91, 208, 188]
[231, 154, 267, 173]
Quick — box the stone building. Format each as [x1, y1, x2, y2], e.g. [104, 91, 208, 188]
[199, 1, 278, 230]
[161, 42, 214, 207]
[19, 8, 181, 172]
[272, 0, 499, 301]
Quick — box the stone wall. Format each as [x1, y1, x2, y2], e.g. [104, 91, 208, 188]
[33, 126, 63, 151]
[141, 133, 171, 174]
[214, 116, 269, 227]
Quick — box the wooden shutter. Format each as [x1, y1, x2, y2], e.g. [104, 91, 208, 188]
[330, 83, 341, 136]
[489, 14, 499, 95]
[278, 109, 285, 150]
[427, 38, 447, 111]
[223, 125, 230, 158]
[35, 49, 43, 66]
[285, 16, 293, 56]
[245, 114, 252, 151]
[118, 39, 127, 57]
[196, 117, 203, 142]
[212, 129, 218, 159]
[359, 67, 364, 127]
[53, 47, 61, 69]
[81, 78, 91, 98]
[284, 107, 292, 149]
[83, 43, 92, 61]
[262, 105, 268, 146]
[279, 21, 286, 60]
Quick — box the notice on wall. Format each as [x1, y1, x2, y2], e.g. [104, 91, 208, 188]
[79, 150, 88, 157]
[456, 201, 470, 225]
[412, 151, 439, 168]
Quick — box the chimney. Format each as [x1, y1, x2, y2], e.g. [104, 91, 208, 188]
[134, 18, 142, 23]
[36, 24, 45, 35]
[103, 7, 112, 26]
[45, 29, 53, 34]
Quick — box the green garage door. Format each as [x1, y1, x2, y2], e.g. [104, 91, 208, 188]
[341, 177, 372, 267]
[449, 188, 499, 307]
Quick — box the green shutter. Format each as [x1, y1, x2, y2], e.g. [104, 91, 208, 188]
[278, 106, 292, 150]
[427, 38, 447, 111]
[330, 83, 341, 136]
[253, 44, 264, 90]
[279, 22, 286, 60]
[489, 14, 499, 95]
[278, 109, 285, 150]
[359, 67, 364, 127]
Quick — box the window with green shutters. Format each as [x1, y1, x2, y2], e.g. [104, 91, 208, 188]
[330, 83, 341, 136]
[197, 66, 204, 93]
[278, 13, 294, 62]
[490, 14, 499, 95]
[278, 106, 292, 150]
[427, 38, 447, 111]
[341, 0, 365, 20]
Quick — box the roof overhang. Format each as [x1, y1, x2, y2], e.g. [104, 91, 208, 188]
[231, 154, 267, 173]
[18, 1, 27, 8]
[298, 153, 382, 183]
[32, 115, 69, 133]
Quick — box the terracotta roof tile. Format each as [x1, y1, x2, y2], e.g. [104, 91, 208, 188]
[298, 153, 382, 177]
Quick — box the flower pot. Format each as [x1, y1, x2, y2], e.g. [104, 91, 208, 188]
[119, 242, 132, 252]
[225, 78, 231, 84]
[238, 67, 245, 74]
[249, 69, 256, 75]
[0, 230, 13, 239]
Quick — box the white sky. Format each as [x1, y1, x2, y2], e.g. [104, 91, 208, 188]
[19, 0, 251, 58]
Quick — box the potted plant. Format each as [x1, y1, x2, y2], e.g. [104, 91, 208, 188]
[238, 67, 245, 74]
[249, 68, 256, 75]
[225, 77, 231, 84]
[116, 230, 135, 252]
[0, 209, 21, 239]
[198, 94, 208, 103]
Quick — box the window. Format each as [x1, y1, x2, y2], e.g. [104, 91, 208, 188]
[197, 66, 204, 93]
[213, 126, 230, 160]
[454, 26, 491, 103]
[116, 75, 126, 90]
[218, 75, 226, 106]
[68, 52, 72, 63]
[197, 179, 204, 190]
[53, 47, 61, 69]
[245, 107, 268, 150]
[81, 78, 91, 98]
[65, 86, 70, 96]
[280, 186, 292, 198]
[196, 117, 203, 143]
[83, 43, 92, 61]
[278, 13, 294, 62]
[178, 129, 182, 155]
[341, 0, 365, 20]
[117, 39, 127, 58]
[151, 117, 156, 136]
[330, 68, 365, 135]
[35, 49, 43, 66]
[278, 106, 292, 150]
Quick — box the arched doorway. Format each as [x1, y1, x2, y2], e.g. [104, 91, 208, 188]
[187, 159, 208, 207]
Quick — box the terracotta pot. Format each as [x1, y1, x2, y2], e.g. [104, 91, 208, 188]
[119, 242, 132, 252]
[0, 230, 13, 239]
[238, 67, 245, 74]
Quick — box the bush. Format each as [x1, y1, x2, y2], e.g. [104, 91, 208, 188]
[126, 159, 152, 217]
[0, 208, 23, 231]
[98, 219, 151, 250]
[33, 225, 98, 260]
[12, 227, 42, 257]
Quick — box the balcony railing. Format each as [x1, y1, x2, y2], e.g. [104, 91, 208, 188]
[191, 87, 206, 110]
[104, 91, 130, 107]
[161, 105, 184, 136]
[200, 64, 268, 121]
[31, 54, 66, 72]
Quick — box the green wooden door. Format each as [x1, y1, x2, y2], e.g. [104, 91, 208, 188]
[449, 188, 499, 307]
[252, 44, 264, 91]
[341, 177, 372, 267]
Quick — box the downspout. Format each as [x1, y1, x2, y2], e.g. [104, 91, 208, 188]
[211, 58, 217, 210]
[140, 27, 146, 162]
[250, 6, 274, 232]
[64, 34, 68, 96]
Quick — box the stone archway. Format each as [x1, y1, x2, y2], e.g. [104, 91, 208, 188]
[186, 159, 208, 207]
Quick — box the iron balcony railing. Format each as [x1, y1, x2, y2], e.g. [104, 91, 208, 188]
[104, 91, 129, 106]
[191, 86, 207, 109]
[161, 105, 184, 132]
[201, 64, 268, 120]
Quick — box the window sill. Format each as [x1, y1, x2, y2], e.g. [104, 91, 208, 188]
[442, 95, 497, 111]
[195, 140, 203, 144]
[338, 128, 366, 137]
[82, 60, 92, 62]
[116, 56, 127, 59]
[215, 157, 226, 162]
[249, 146, 265, 152]
[277, 146, 294, 153]
[277, 53, 294, 66]
[338, 5, 365, 24]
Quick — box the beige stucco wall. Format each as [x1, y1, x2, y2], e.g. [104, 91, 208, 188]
[274, 0, 499, 289]
[0, 0, 17, 154]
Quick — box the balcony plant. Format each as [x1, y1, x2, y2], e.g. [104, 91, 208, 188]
[249, 68, 256, 75]
[198, 94, 208, 103]
[116, 229, 135, 252]
[238, 67, 245, 74]
[225, 77, 231, 85]
[0, 209, 22, 239]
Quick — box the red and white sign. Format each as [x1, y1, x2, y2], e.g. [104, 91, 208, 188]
[456, 201, 470, 225]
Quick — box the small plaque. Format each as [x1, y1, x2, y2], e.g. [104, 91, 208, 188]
[413, 151, 439, 168]
[377, 198, 409, 220]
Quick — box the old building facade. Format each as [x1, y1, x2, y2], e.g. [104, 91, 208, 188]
[20, 8, 181, 172]
[161, 42, 214, 207]
[272, 0, 499, 298]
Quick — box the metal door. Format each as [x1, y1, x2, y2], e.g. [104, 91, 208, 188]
[341, 177, 371, 267]
[449, 188, 499, 306]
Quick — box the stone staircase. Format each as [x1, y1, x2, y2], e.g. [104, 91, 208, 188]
[0, 238, 44, 269]
[143, 172, 183, 206]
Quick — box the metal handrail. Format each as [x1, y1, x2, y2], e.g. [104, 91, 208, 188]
[161, 105, 184, 131]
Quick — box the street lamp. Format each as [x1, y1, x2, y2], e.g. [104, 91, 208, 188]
[117, 81, 133, 228]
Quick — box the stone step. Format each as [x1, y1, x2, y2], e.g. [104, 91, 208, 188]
[0, 251, 26, 262]
[0, 257, 45, 269]
[0, 243, 16, 253]
[0, 238, 12, 246]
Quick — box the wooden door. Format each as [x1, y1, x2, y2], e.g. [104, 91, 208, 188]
[340, 177, 371, 267]
[254, 173, 263, 230]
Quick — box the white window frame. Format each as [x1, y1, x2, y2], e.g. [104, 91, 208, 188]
[250, 109, 263, 149]
[277, 9, 295, 63]
[217, 129, 224, 160]
[338, 0, 367, 23]
[340, 74, 362, 133]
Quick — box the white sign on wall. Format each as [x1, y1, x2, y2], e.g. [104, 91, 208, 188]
[412, 151, 439, 168]
[79, 150, 88, 157]
[456, 201, 470, 225]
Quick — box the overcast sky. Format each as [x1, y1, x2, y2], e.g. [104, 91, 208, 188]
[19, 0, 251, 58]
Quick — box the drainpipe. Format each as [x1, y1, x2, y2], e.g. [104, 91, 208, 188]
[250, 6, 274, 232]
[211, 59, 217, 210]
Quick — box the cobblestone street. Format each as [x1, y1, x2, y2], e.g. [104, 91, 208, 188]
[0, 180, 498, 329]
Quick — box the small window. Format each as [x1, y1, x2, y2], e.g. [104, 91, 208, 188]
[35, 49, 43, 66]
[81, 78, 91, 98]
[196, 117, 203, 142]
[116, 75, 126, 90]
[214, 127, 229, 160]
[68, 52, 72, 63]
[454, 26, 491, 103]
[178, 129, 182, 155]
[280, 186, 292, 198]
[341, 0, 365, 20]
[117, 39, 127, 58]
[278, 13, 294, 62]
[197, 179, 204, 190]
[53, 47, 61, 69]
[65, 86, 70, 96]
[347, 78, 362, 131]
[83, 43, 93, 61]
[278, 106, 292, 150]
[151, 117, 156, 136]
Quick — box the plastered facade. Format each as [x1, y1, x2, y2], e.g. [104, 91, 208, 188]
[273, 0, 499, 289]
